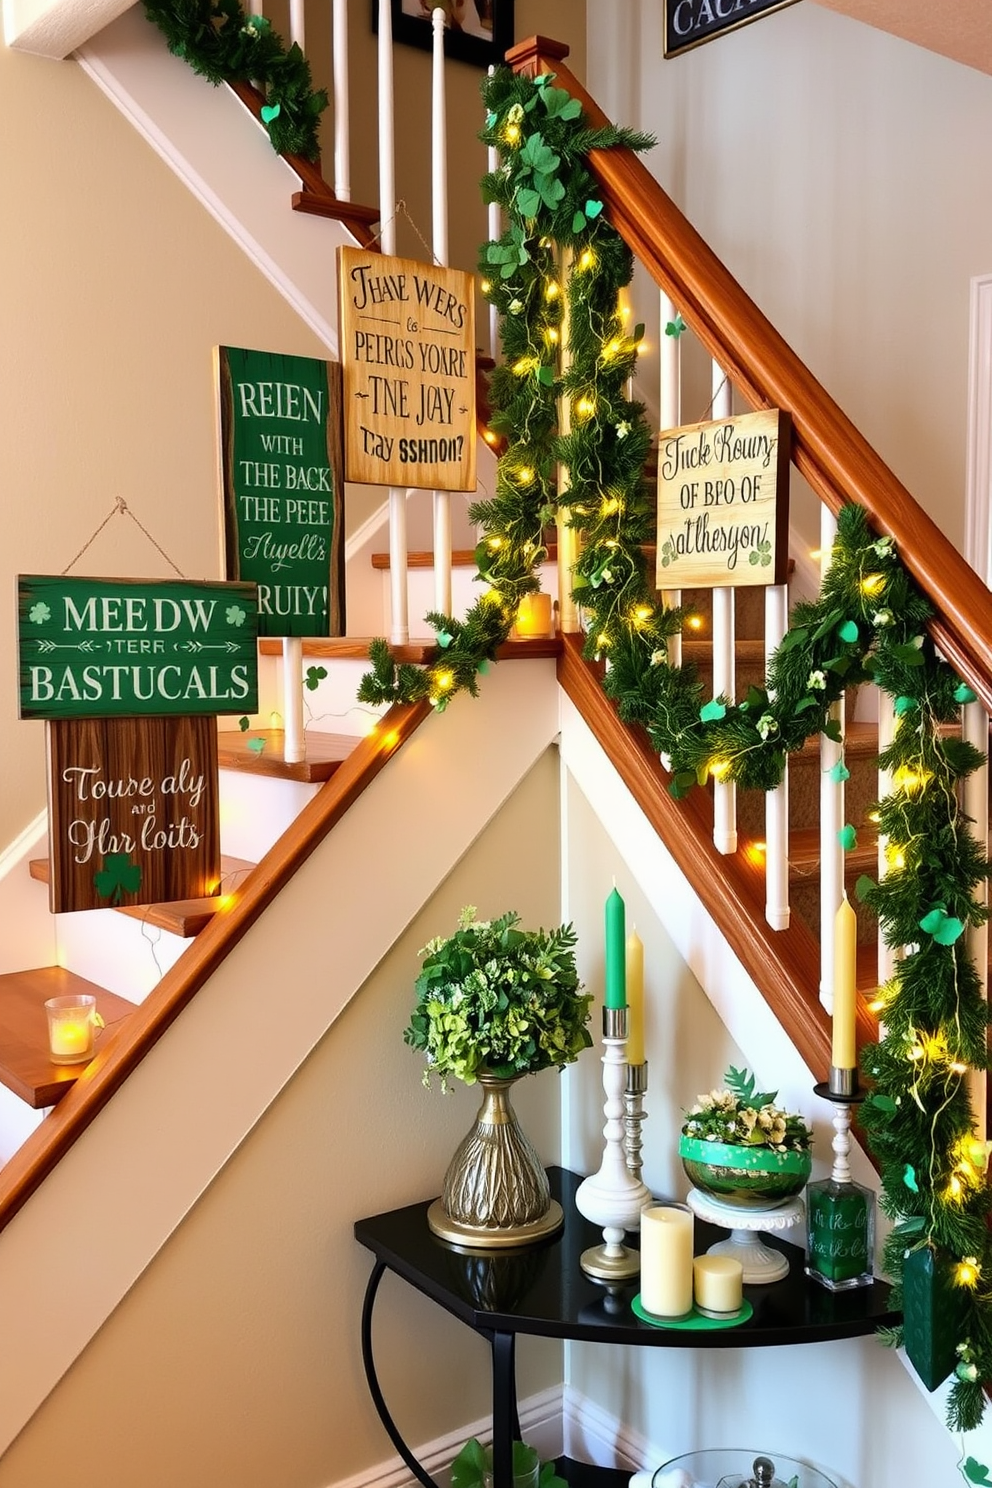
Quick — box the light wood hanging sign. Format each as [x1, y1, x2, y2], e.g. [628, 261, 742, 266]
[655, 407, 791, 589]
[338, 246, 476, 492]
[46, 715, 220, 914]
[216, 345, 345, 637]
[18, 575, 258, 720]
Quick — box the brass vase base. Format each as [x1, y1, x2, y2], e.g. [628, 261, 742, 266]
[427, 1198, 564, 1251]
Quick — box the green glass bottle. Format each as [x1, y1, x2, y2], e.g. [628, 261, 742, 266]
[805, 1176, 874, 1290]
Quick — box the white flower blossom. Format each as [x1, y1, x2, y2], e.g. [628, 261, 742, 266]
[807, 670, 827, 691]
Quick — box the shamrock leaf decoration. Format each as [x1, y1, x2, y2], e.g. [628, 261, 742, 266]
[515, 132, 565, 217]
[539, 85, 583, 122]
[903, 1163, 919, 1194]
[94, 852, 142, 905]
[837, 619, 859, 643]
[225, 604, 247, 627]
[838, 824, 858, 851]
[960, 1459, 992, 1486]
[894, 695, 918, 716]
[247, 737, 266, 756]
[700, 699, 727, 723]
[28, 602, 51, 624]
[855, 874, 876, 902]
[955, 682, 978, 704]
[260, 103, 282, 125]
[487, 222, 531, 279]
[304, 665, 328, 691]
[239, 716, 251, 732]
[829, 761, 851, 784]
[571, 198, 603, 233]
[437, 630, 453, 649]
[665, 314, 687, 338]
[919, 904, 965, 945]
[748, 538, 772, 568]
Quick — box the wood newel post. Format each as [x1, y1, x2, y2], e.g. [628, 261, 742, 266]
[505, 36, 571, 75]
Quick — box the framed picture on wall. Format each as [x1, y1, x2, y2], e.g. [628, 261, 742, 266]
[372, 0, 514, 68]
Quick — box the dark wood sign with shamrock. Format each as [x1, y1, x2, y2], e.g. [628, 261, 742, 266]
[46, 715, 219, 914]
[338, 246, 476, 493]
[655, 407, 790, 590]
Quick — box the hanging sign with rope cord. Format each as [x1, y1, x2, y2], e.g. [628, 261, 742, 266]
[338, 245, 476, 491]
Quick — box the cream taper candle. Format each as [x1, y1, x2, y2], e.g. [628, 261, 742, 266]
[625, 930, 645, 1065]
[832, 894, 858, 1070]
[640, 1204, 693, 1318]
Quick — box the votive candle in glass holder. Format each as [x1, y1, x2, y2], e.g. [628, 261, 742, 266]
[693, 1254, 743, 1317]
[45, 995, 104, 1065]
[639, 1203, 694, 1319]
[513, 593, 553, 639]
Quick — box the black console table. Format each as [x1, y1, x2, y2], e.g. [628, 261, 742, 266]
[355, 1168, 898, 1488]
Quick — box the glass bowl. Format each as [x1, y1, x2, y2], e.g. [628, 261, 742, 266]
[653, 1449, 838, 1488]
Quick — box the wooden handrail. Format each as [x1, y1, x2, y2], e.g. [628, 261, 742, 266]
[557, 635, 879, 1088]
[0, 700, 431, 1236]
[508, 37, 992, 715]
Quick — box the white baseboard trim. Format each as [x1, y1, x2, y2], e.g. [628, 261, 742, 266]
[330, 1386, 565, 1488]
[562, 1384, 658, 1473]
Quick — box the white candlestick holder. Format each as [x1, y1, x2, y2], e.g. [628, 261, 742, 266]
[576, 1008, 651, 1280]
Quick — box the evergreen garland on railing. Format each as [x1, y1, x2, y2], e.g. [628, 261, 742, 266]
[142, 0, 327, 160]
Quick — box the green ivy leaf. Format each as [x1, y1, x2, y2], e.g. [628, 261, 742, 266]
[822, 719, 843, 744]
[837, 619, 859, 643]
[239, 716, 251, 732]
[869, 1094, 898, 1114]
[571, 210, 587, 234]
[670, 770, 697, 799]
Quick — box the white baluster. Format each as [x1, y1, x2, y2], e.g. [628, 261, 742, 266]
[246, 0, 262, 14]
[819, 506, 844, 1009]
[282, 636, 305, 763]
[289, 0, 305, 53]
[876, 692, 897, 988]
[963, 698, 989, 1126]
[659, 291, 682, 668]
[711, 367, 735, 854]
[378, 1, 408, 643]
[487, 66, 501, 360]
[765, 582, 790, 929]
[431, 7, 452, 619]
[332, 0, 351, 201]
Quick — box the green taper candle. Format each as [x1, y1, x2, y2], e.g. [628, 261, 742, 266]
[605, 886, 626, 1009]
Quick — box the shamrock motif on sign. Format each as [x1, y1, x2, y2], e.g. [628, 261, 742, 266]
[225, 605, 247, 626]
[94, 853, 142, 904]
[748, 538, 772, 568]
[660, 537, 677, 569]
[28, 602, 51, 624]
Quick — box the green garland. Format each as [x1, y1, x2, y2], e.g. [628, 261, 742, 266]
[360, 66, 992, 1429]
[142, 0, 327, 160]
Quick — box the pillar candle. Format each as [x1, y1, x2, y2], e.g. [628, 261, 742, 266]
[693, 1254, 743, 1316]
[604, 887, 626, 1009]
[625, 930, 645, 1064]
[640, 1204, 694, 1318]
[832, 895, 858, 1069]
[514, 593, 553, 638]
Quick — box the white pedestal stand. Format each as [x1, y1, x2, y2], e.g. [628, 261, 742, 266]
[575, 1007, 651, 1281]
[685, 1189, 805, 1283]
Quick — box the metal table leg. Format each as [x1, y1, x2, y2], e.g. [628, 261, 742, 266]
[488, 1329, 521, 1488]
[361, 1260, 439, 1488]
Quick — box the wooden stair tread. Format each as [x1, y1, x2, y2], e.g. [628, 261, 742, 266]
[29, 857, 255, 937]
[257, 635, 563, 662]
[216, 729, 356, 782]
[788, 826, 878, 878]
[0, 967, 135, 1108]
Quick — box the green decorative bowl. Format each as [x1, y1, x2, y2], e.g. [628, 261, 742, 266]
[679, 1134, 812, 1209]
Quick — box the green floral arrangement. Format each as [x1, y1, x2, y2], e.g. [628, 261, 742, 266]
[682, 1067, 812, 1154]
[451, 1436, 565, 1488]
[405, 907, 592, 1089]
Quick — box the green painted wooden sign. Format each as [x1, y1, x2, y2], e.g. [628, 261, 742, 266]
[217, 345, 346, 638]
[18, 575, 259, 720]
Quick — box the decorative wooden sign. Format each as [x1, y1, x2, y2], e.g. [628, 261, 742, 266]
[338, 246, 476, 492]
[664, 0, 799, 58]
[656, 407, 791, 589]
[216, 345, 345, 637]
[18, 576, 258, 720]
[46, 715, 220, 914]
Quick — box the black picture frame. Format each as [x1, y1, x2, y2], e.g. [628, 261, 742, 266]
[373, 0, 514, 69]
[663, 0, 799, 59]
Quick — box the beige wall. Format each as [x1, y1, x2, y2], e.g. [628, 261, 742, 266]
[588, 0, 992, 559]
[0, 39, 334, 848]
[0, 747, 563, 1488]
